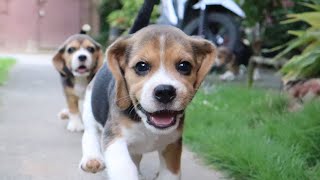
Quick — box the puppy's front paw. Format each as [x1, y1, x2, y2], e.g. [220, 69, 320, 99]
[80, 157, 105, 173]
[67, 119, 84, 132]
[58, 108, 69, 120]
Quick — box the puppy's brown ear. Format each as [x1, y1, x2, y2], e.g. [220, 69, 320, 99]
[94, 49, 105, 73]
[52, 47, 66, 75]
[107, 36, 132, 110]
[190, 37, 217, 89]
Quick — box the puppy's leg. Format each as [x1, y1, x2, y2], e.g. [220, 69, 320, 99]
[220, 70, 236, 81]
[253, 67, 261, 80]
[104, 138, 139, 180]
[156, 139, 182, 180]
[66, 94, 84, 132]
[80, 86, 105, 173]
[131, 154, 145, 179]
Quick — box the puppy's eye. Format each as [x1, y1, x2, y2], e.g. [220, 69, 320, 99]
[87, 46, 95, 53]
[176, 61, 192, 75]
[134, 61, 150, 76]
[67, 47, 76, 54]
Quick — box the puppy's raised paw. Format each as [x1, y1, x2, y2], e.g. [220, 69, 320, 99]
[80, 157, 105, 173]
[58, 108, 69, 120]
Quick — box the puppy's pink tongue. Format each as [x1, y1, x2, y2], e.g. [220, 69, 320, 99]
[77, 66, 87, 73]
[150, 112, 175, 126]
[78, 69, 86, 73]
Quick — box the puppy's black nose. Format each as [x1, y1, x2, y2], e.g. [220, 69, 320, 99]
[154, 85, 176, 104]
[78, 55, 87, 62]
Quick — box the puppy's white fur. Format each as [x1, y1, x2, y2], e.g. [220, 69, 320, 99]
[74, 76, 89, 99]
[140, 66, 187, 113]
[71, 48, 92, 77]
[122, 121, 181, 154]
[104, 138, 139, 180]
[67, 113, 84, 132]
[139, 65, 185, 134]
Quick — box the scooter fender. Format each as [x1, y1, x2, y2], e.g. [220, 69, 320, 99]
[193, 0, 246, 18]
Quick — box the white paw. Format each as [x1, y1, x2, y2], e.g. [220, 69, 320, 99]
[58, 108, 69, 120]
[80, 156, 105, 173]
[67, 119, 84, 132]
[253, 69, 261, 80]
[220, 71, 235, 81]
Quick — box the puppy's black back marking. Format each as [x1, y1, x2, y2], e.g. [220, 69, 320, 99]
[92, 64, 113, 126]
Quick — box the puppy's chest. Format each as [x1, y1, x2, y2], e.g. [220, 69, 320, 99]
[73, 77, 89, 98]
[123, 123, 181, 154]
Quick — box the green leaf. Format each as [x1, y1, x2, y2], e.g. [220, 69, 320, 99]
[274, 34, 314, 59]
[286, 12, 320, 27]
[300, 2, 320, 11]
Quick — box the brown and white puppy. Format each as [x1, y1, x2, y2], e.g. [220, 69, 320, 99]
[284, 78, 320, 111]
[53, 34, 104, 132]
[215, 46, 257, 81]
[79, 25, 216, 179]
[215, 46, 240, 81]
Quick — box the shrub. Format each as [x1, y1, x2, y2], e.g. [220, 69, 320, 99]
[275, 2, 320, 80]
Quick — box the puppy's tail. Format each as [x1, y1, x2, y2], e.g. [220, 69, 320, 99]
[80, 24, 91, 34]
[129, 0, 156, 34]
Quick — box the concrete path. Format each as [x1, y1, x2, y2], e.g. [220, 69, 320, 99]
[0, 54, 224, 180]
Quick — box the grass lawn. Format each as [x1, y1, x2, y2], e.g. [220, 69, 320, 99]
[0, 57, 15, 85]
[184, 85, 320, 180]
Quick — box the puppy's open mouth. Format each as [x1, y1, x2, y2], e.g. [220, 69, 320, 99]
[148, 110, 180, 128]
[137, 105, 183, 129]
[76, 65, 89, 73]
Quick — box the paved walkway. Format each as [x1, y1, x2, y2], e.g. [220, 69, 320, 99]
[0, 54, 224, 180]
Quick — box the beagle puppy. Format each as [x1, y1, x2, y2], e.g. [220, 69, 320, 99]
[52, 33, 103, 132]
[216, 46, 257, 81]
[215, 46, 238, 81]
[79, 25, 216, 180]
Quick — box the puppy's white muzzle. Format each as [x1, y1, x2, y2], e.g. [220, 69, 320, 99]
[71, 48, 93, 77]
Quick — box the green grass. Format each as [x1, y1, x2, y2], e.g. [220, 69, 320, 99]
[0, 57, 15, 85]
[184, 85, 320, 180]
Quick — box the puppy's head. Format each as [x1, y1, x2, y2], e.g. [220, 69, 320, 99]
[53, 35, 104, 77]
[107, 25, 216, 134]
[215, 46, 235, 67]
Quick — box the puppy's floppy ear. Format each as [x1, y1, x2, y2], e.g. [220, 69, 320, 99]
[93, 42, 104, 73]
[52, 45, 67, 75]
[190, 37, 217, 89]
[107, 36, 132, 110]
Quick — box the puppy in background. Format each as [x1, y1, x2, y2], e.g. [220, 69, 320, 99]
[215, 46, 244, 81]
[215, 46, 261, 81]
[284, 78, 320, 111]
[52, 24, 104, 132]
